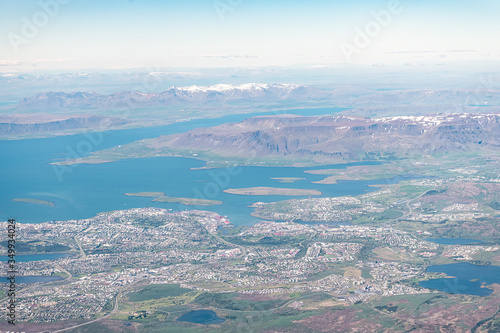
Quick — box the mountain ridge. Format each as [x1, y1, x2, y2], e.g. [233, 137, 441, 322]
[16, 83, 317, 110]
[68, 112, 500, 166]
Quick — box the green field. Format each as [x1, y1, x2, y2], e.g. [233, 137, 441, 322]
[128, 284, 193, 302]
[193, 292, 287, 311]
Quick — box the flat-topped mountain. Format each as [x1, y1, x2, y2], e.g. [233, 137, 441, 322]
[71, 112, 500, 166]
[144, 112, 500, 162]
[0, 114, 129, 137]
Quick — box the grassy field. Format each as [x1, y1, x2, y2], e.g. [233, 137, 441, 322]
[135, 308, 322, 333]
[373, 246, 412, 261]
[128, 284, 194, 302]
[193, 292, 287, 311]
[342, 266, 362, 278]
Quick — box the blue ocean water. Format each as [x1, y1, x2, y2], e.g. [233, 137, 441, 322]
[0, 107, 404, 225]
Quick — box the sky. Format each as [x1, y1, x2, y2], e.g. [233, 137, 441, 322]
[0, 0, 499, 70]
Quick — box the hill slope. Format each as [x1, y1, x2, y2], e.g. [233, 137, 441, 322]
[65, 112, 500, 166]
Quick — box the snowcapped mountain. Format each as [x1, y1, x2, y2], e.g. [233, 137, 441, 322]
[174, 83, 300, 93]
[16, 83, 315, 110]
[143, 112, 500, 163]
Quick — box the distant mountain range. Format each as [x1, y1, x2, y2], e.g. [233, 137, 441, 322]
[5, 82, 500, 139]
[2, 83, 321, 137]
[14, 83, 500, 118]
[132, 112, 500, 164]
[0, 114, 129, 137]
[16, 83, 318, 110]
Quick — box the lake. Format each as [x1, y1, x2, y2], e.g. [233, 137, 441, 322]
[0, 253, 74, 262]
[426, 238, 485, 245]
[177, 310, 225, 325]
[419, 263, 500, 296]
[0, 107, 407, 225]
[1, 275, 64, 284]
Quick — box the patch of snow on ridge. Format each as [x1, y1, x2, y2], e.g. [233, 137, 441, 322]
[374, 113, 500, 127]
[173, 83, 301, 93]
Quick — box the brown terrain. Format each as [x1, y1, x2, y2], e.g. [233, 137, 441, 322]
[141, 113, 500, 164]
[0, 113, 129, 137]
[270, 285, 500, 333]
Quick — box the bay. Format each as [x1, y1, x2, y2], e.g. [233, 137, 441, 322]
[0, 107, 403, 225]
[419, 263, 500, 296]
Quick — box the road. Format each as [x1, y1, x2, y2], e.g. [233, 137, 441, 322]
[50, 278, 147, 332]
[0, 264, 73, 306]
[386, 190, 429, 226]
[51, 292, 120, 333]
[211, 231, 247, 258]
[74, 236, 86, 259]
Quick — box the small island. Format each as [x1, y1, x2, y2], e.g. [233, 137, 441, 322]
[124, 192, 165, 197]
[153, 196, 222, 206]
[223, 187, 322, 196]
[124, 192, 221, 206]
[13, 198, 55, 207]
[270, 177, 305, 183]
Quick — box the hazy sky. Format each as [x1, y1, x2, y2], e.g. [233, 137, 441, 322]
[0, 0, 499, 70]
